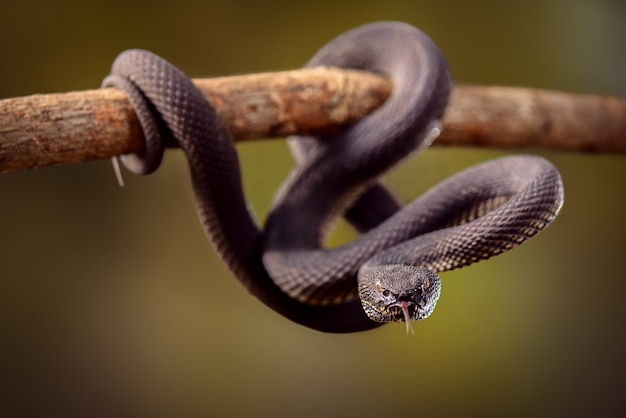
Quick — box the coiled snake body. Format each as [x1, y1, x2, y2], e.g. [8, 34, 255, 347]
[103, 22, 564, 333]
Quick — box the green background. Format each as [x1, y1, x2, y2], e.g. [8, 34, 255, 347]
[1, 0, 624, 416]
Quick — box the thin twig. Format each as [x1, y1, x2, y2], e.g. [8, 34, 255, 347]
[1, 67, 624, 174]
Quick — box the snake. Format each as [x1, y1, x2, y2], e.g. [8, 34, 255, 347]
[102, 22, 564, 334]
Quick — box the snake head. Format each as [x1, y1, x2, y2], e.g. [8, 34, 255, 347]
[358, 265, 441, 332]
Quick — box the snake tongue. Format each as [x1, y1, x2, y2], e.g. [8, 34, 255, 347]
[401, 301, 415, 335]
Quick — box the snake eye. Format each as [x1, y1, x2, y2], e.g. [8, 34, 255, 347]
[382, 289, 390, 297]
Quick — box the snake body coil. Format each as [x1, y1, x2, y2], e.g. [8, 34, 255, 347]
[103, 22, 564, 333]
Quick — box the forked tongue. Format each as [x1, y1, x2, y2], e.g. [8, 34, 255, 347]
[401, 301, 414, 335]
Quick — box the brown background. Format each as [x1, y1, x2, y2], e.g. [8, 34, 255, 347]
[1, 0, 625, 416]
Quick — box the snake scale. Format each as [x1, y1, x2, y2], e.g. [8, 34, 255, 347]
[102, 22, 564, 333]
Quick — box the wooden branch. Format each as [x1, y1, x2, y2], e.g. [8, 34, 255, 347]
[0, 67, 390, 174]
[440, 85, 626, 153]
[1, 67, 625, 174]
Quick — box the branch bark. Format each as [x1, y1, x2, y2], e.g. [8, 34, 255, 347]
[441, 85, 626, 153]
[1, 67, 625, 174]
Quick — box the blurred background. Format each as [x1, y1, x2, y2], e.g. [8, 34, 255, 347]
[1, 0, 624, 416]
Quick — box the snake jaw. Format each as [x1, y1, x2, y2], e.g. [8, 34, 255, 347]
[384, 295, 432, 324]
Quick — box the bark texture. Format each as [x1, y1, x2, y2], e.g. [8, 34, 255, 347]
[1, 67, 625, 174]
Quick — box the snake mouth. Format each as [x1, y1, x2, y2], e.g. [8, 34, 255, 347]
[385, 301, 415, 335]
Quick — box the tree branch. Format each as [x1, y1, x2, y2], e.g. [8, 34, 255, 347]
[441, 85, 626, 153]
[1, 67, 624, 174]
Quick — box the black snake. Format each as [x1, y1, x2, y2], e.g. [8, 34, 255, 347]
[102, 22, 564, 333]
